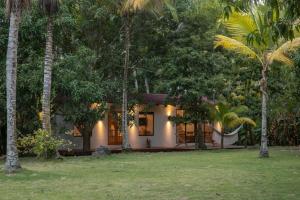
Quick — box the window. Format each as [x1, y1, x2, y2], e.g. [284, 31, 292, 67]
[139, 112, 154, 136]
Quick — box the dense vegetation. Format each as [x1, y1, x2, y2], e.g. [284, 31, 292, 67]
[1, 0, 300, 158]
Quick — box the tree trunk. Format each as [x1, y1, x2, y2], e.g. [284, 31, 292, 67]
[0, 122, 5, 156]
[82, 127, 91, 153]
[260, 62, 269, 157]
[121, 14, 131, 151]
[245, 126, 249, 148]
[195, 122, 206, 150]
[133, 69, 138, 91]
[249, 127, 254, 145]
[5, 7, 21, 173]
[42, 17, 54, 134]
[144, 77, 150, 94]
[221, 133, 224, 149]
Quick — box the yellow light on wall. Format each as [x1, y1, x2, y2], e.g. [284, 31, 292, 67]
[216, 122, 222, 131]
[94, 120, 105, 138]
[166, 105, 173, 117]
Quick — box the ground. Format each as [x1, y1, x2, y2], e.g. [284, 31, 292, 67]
[0, 148, 300, 200]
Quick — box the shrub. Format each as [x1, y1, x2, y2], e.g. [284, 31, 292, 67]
[18, 129, 72, 159]
[17, 135, 35, 155]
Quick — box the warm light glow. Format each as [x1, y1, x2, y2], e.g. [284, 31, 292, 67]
[163, 119, 174, 147]
[91, 120, 107, 149]
[166, 105, 173, 117]
[216, 122, 222, 132]
[98, 120, 104, 127]
[90, 103, 101, 110]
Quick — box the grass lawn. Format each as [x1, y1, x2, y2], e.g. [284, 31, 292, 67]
[1, 148, 300, 200]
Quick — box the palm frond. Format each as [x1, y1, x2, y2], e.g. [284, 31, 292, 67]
[228, 117, 256, 128]
[121, 0, 177, 19]
[238, 117, 256, 127]
[222, 11, 257, 42]
[214, 35, 259, 60]
[122, 0, 148, 12]
[267, 37, 300, 66]
[223, 112, 239, 123]
[231, 105, 249, 114]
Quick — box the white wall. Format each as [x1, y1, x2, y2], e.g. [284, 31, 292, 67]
[90, 115, 108, 150]
[90, 105, 177, 149]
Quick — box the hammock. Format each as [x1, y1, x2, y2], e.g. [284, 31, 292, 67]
[213, 125, 243, 137]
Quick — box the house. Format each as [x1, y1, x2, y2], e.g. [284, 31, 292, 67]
[55, 94, 229, 151]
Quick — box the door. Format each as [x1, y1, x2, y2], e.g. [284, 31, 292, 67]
[108, 112, 123, 145]
[176, 109, 196, 144]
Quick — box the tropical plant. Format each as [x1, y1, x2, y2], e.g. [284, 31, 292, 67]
[17, 129, 72, 159]
[209, 101, 256, 149]
[40, 0, 59, 134]
[221, 0, 300, 40]
[214, 7, 300, 157]
[4, 0, 31, 173]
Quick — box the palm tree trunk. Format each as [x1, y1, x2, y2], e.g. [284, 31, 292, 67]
[42, 17, 54, 134]
[260, 62, 269, 157]
[133, 68, 139, 91]
[122, 14, 131, 151]
[5, 7, 21, 173]
[144, 76, 150, 94]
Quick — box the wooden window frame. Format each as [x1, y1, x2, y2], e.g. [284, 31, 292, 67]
[138, 112, 155, 136]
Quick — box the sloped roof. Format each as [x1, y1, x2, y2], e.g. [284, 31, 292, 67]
[142, 93, 168, 105]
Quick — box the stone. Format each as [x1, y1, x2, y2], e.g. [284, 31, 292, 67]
[92, 146, 111, 157]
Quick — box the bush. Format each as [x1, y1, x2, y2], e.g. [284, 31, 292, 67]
[17, 134, 35, 155]
[18, 129, 72, 159]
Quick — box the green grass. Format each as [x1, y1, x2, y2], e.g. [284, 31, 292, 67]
[1, 148, 300, 200]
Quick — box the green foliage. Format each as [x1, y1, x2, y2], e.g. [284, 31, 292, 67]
[1, 0, 300, 148]
[209, 101, 256, 131]
[17, 135, 36, 155]
[220, 0, 300, 41]
[18, 129, 72, 159]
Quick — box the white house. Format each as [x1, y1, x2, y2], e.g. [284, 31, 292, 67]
[55, 94, 237, 151]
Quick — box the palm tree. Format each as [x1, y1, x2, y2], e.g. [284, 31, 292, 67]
[118, 0, 177, 150]
[40, 0, 59, 134]
[214, 8, 300, 157]
[210, 102, 256, 149]
[4, 0, 30, 173]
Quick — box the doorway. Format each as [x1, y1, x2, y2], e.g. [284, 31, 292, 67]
[108, 112, 123, 145]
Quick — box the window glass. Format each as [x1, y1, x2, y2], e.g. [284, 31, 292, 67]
[139, 112, 154, 136]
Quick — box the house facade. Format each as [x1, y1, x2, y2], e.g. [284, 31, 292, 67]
[55, 94, 222, 151]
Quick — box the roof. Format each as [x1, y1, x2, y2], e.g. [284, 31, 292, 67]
[142, 93, 168, 105]
[142, 94, 215, 105]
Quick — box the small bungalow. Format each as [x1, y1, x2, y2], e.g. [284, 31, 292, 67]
[55, 94, 238, 151]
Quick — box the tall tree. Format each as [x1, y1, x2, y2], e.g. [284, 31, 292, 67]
[40, 0, 59, 134]
[214, 7, 300, 157]
[4, 0, 30, 173]
[118, 0, 177, 150]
